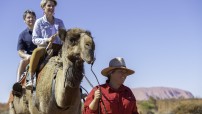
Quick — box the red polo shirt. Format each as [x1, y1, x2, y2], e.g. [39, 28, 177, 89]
[83, 83, 139, 114]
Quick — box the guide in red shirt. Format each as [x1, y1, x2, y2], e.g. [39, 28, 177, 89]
[83, 57, 139, 114]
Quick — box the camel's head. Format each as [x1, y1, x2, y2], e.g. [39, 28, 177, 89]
[59, 28, 95, 64]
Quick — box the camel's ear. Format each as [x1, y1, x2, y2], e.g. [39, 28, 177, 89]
[58, 29, 67, 42]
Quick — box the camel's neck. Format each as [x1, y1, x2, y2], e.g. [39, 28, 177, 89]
[54, 56, 84, 108]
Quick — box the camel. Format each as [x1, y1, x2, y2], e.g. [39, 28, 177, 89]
[10, 28, 95, 114]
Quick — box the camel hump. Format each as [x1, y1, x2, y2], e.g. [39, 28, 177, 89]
[44, 56, 63, 69]
[49, 56, 63, 64]
[37, 56, 62, 81]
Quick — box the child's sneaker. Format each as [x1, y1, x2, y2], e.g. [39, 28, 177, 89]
[26, 80, 33, 90]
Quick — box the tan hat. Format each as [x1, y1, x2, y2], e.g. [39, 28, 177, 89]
[101, 57, 135, 77]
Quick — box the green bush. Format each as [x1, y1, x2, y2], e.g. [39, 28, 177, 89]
[139, 97, 157, 114]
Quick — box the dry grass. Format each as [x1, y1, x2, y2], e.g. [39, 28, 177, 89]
[1, 98, 202, 114]
[0, 103, 9, 114]
[137, 98, 202, 114]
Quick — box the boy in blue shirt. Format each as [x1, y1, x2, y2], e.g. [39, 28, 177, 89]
[17, 10, 37, 82]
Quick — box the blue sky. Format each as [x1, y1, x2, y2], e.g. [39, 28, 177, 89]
[0, 0, 202, 103]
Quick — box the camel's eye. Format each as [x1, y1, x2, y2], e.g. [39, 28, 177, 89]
[85, 43, 91, 49]
[69, 37, 78, 45]
[70, 38, 75, 43]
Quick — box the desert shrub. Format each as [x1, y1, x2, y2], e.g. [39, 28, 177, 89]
[139, 97, 157, 114]
[141, 101, 156, 110]
[172, 103, 202, 114]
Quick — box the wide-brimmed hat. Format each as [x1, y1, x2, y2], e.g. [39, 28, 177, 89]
[101, 57, 135, 77]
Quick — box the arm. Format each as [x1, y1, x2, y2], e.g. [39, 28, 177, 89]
[18, 50, 31, 60]
[127, 87, 139, 114]
[132, 103, 139, 114]
[132, 94, 139, 114]
[17, 32, 31, 60]
[32, 19, 61, 46]
[58, 19, 65, 30]
[83, 88, 101, 114]
[32, 19, 49, 46]
[89, 89, 101, 110]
